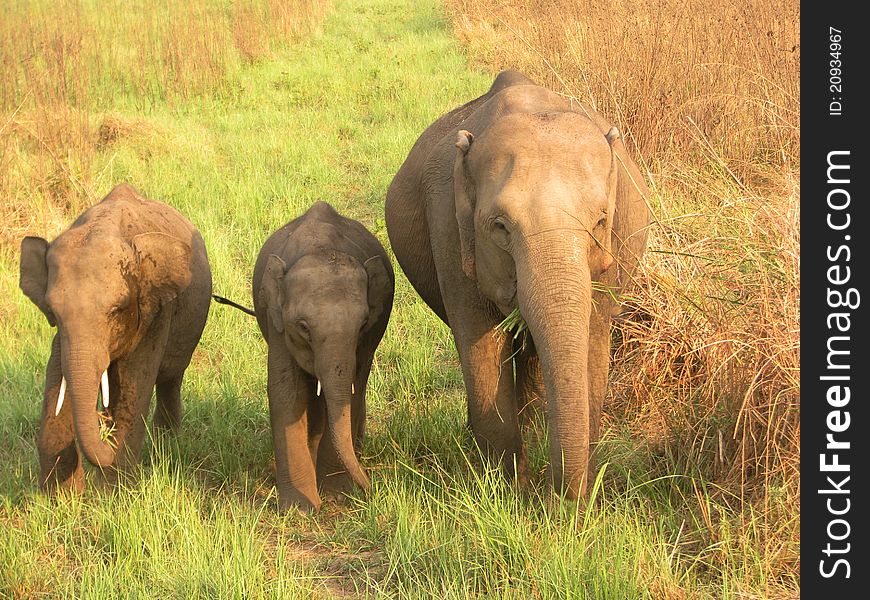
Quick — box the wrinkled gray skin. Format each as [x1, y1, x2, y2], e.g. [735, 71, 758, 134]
[385, 70, 650, 500]
[19, 183, 212, 491]
[252, 202, 395, 512]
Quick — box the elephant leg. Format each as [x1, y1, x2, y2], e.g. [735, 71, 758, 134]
[453, 311, 529, 486]
[267, 335, 320, 512]
[316, 426, 354, 499]
[37, 335, 84, 493]
[587, 293, 613, 474]
[514, 337, 546, 435]
[103, 318, 172, 486]
[351, 346, 375, 450]
[426, 191, 526, 483]
[153, 309, 202, 434]
[307, 387, 325, 465]
[104, 367, 158, 486]
[154, 376, 182, 433]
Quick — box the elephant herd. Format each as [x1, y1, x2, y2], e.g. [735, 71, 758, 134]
[19, 70, 650, 512]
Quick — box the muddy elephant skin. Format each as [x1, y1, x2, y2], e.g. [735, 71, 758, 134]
[19, 183, 213, 491]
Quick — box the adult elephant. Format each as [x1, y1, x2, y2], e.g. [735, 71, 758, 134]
[19, 183, 212, 491]
[385, 70, 650, 500]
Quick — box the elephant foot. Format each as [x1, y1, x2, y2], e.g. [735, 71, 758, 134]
[40, 463, 85, 495]
[153, 402, 182, 434]
[153, 414, 181, 435]
[541, 488, 588, 519]
[277, 486, 321, 514]
[483, 441, 531, 490]
[542, 464, 594, 510]
[319, 471, 356, 503]
[505, 453, 532, 489]
[39, 443, 85, 494]
[93, 463, 141, 491]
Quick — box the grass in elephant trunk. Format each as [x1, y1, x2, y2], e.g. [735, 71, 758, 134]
[97, 411, 118, 448]
[1, 0, 796, 597]
[497, 281, 627, 350]
[495, 308, 528, 350]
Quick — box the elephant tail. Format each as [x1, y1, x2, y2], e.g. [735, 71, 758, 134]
[212, 294, 256, 316]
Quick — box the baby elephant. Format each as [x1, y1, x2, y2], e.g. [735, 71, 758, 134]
[252, 201, 394, 512]
[19, 183, 212, 491]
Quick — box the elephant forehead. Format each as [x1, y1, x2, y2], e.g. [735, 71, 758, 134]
[285, 258, 367, 300]
[478, 166, 610, 222]
[49, 230, 133, 264]
[46, 238, 135, 296]
[471, 116, 609, 175]
[286, 287, 368, 332]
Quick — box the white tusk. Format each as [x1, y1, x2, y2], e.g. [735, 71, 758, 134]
[101, 370, 110, 408]
[352, 383, 355, 395]
[316, 380, 321, 397]
[55, 377, 67, 416]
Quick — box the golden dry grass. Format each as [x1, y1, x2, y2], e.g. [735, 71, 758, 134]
[446, 0, 800, 584]
[0, 0, 329, 109]
[0, 0, 329, 251]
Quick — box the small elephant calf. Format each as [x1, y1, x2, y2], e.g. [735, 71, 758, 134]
[252, 201, 394, 512]
[19, 183, 212, 491]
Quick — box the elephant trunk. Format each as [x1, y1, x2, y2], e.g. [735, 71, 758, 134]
[515, 232, 593, 499]
[59, 338, 116, 468]
[317, 353, 370, 493]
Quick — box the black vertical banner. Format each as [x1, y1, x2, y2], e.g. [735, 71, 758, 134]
[802, 3, 869, 596]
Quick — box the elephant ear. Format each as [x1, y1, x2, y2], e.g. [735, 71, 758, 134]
[593, 125, 621, 267]
[132, 232, 193, 313]
[604, 126, 621, 207]
[260, 254, 287, 333]
[602, 122, 652, 292]
[19, 236, 56, 326]
[363, 255, 391, 329]
[454, 129, 476, 281]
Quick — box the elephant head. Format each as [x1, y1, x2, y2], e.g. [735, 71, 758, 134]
[453, 112, 621, 498]
[20, 231, 193, 467]
[259, 249, 391, 493]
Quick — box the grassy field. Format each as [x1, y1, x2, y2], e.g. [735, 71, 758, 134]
[1, 0, 798, 598]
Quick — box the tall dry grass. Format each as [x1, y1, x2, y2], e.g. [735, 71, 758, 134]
[0, 0, 329, 250]
[0, 0, 329, 109]
[446, 0, 800, 580]
[448, 0, 799, 175]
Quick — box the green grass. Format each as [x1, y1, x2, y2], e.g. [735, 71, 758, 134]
[0, 0, 796, 597]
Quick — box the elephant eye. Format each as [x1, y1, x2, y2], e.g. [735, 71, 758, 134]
[295, 320, 311, 339]
[110, 295, 132, 314]
[490, 218, 511, 250]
